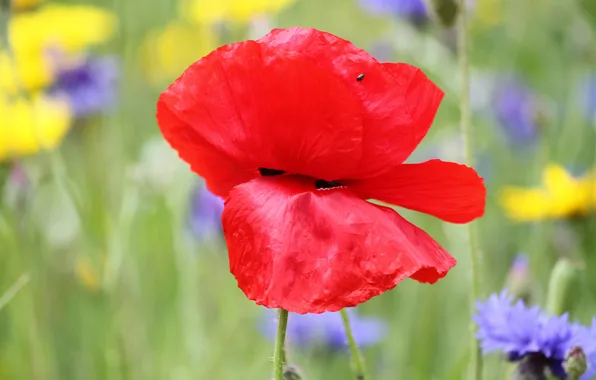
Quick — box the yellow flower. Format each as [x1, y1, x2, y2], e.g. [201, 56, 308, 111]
[0, 51, 53, 93]
[10, 4, 116, 56]
[1, 4, 116, 92]
[500, 164, 595, 221]
[75, 256, 103, 292]
[181, 0, 295, 24]
[140, 21, 217, 84]
[11, 0, 46, 10]
[0, 95, 72, 161]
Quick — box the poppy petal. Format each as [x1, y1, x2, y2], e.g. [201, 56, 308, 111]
[158, 38, 364, 188]
[345, 159, 486, 223]
[223, 175, 456, 314]
[157, 99, 256, 197]
[260, 28, 444, 176]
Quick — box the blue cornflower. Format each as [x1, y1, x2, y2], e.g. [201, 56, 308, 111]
[493, 77, 540, 145]
[188, 183, 224, 240]
[474, 292, 595, 379]
[50, 56, 119, 117]
[261, 309, 386, 350]
[359, 0, 428, 24]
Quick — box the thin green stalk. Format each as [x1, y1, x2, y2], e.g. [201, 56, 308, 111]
[273, 309, 289, 380]
[340, 309, 367, 380]
[457, 2, 483, 380]
[0, 273, 30, 312]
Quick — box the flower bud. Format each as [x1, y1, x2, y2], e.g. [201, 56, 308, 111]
[545, 259, 580, 316]
[423, 0, 459, 27]
[505, 254, 533, 302]
[563, 346, 587, 380]
[283, 364, 303, 380]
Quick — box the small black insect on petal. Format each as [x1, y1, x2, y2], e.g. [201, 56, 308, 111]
[259, 168, 286, 176]
[356, 73, 365, 82]
[315, 179, 344, 190]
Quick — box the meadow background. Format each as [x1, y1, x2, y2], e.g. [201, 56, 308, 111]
[1, 0, 596, 379]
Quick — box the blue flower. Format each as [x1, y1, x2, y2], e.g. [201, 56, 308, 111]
[188, 183, 224, 240]
[50, 56, 119, 117]
[359, 0, 428, 23]
[493, 77, 540, 145]
[261, 309, 386, 350]
[474, 292, 595, 379]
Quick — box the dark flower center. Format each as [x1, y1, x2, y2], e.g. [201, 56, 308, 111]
[56, 62, 95, 90]
[511, 353, 567, 380]
[258, 168, 286, 176]
[258, 168, 344, 190]
[315, 180, 344, 190]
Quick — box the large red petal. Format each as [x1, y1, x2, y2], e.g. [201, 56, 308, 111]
[158, 38, 365, 186]
[259, 28, 444, 176]
[345, 159, 486, 224]
[157, 99, 256, 197]
[222, 175, 456, 314]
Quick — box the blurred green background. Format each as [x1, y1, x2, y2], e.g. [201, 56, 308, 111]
[1, 0, 596, 379]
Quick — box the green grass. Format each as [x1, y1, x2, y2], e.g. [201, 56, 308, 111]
[2, 0, 596, 379]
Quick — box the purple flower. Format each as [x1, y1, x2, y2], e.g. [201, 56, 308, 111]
[493, 77, 540, 145]
[261, 309, 386, 350]
[359, 0, 428, 23]
[50, 56, 120, 117]
[474, 292, 595, 379]
[188, 184, 224, 240]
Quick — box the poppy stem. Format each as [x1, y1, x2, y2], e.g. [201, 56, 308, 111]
[340, 309, 367, 380]
[273, 308, 289, 380]
[457, 1, 483, 380]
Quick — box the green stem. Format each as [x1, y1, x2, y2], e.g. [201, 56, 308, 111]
[273, 309, 289, 380]
[340, 309, 367, 380]
[0, 273, 30, 312]
[457, 2, 483, 380]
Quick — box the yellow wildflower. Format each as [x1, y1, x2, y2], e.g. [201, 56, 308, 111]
[9, 4, 116, 56]
[0, 95, 72, 161]
[11, 0, 46, 10]
[140, 21, 216, 84]
[1, 4, 116, 92]
[500, 164, 595, 221]
[0, 51, 52, 93]
[181, 0, 295, 24]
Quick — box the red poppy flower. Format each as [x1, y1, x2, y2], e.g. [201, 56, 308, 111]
[157, 27, 486, 314]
